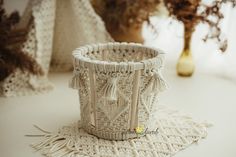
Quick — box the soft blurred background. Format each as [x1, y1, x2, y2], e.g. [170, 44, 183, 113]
[3, 0, 236, 80]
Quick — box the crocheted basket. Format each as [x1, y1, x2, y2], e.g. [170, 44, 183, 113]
[70, 42, 167, 140]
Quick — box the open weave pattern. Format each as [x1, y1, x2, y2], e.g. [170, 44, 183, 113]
[0, 0, 55, 97]
[30, 105, 209, 157]
[1, 0, 112, 96]
[70, 43, 168, 140]
[51, 0, 113, 71]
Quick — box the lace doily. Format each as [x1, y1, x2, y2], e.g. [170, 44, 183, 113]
[29, 105, 210, 157]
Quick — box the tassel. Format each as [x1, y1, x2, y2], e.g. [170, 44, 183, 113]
[101, 77, 118, 101]
[69, 74, 80, 89]
[151, 71, 168, 93]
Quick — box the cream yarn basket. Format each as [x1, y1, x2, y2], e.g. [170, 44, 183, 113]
[70, 43, 167, 140]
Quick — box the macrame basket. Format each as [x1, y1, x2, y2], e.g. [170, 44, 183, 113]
[70, 42, 167, 140]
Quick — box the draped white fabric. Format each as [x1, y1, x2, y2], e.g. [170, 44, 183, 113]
[144, 2, 236, 81]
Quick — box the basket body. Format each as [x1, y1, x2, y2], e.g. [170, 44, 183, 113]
[70, 43, 167, 140]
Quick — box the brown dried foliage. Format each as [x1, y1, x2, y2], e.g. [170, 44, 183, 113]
[92, 0, 160, 32]
[0, 0, 44, 81]
[164, 0, 236, 52]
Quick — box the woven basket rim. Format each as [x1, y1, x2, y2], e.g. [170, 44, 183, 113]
[72, 42, 165, 70]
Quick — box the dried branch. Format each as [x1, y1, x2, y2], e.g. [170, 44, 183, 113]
[0, 0, 44, 81]
[164, 0, 236, 52]
[92, 0, 160, 32]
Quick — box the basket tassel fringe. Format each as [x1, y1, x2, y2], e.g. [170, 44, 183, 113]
[101, 77, 118, 101]
[150, 72, 168, 93]
[151, 71, 168, 93]
[69, 71, 168, 96]
[69, 74, 80, 89]
[69, 74, 119, 101]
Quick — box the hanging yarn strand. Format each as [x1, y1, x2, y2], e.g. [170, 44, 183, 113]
[69, 70, 81, 89]
[142, 59, 168, 94]
[100, 76, 118, 101]
[151, 69, 168, 93]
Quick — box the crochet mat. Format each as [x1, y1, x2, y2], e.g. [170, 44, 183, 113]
[29, 106, 210, 157]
